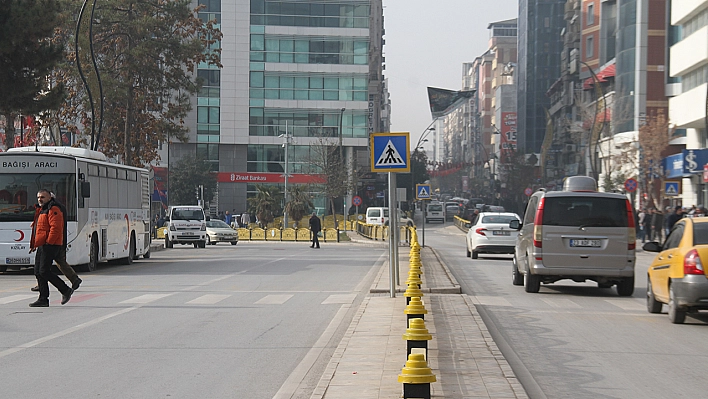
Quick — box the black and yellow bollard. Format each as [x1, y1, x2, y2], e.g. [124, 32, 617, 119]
[404, 296, 427, 326]
[403, 317, 432, 357]
[406, 269, 422, 288]
[403, 281, 424, 305]
[398, 353, 436, 399]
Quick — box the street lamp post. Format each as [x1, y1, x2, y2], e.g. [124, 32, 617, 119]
[280, 122, 293, 228]
[338, 108, 346, 229]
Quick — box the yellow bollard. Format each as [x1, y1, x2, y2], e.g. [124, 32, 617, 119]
[403, 281, 424, 305]
[398, 353, 436, 399]
[405, 270, 422, 287]
[402, 317, 432, 357]
[403, 297, 427, 326]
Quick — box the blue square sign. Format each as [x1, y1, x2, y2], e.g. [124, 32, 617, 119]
[416, 184, 432, 200]
[370, 132, 410, 172]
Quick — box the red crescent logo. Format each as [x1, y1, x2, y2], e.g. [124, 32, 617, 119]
[15, 230, 25, 241]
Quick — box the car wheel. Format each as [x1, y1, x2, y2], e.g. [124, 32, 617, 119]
[230, 241, 238, 245]
[512, 256, 524, 286]
[668, 284, 686, 324]
[471, 250, 478, 259]
[524, 260, 540, 293]
[646, 276, 662, 314]
[206, 235, 211, 245]
[165, 235, 173, 249]
[466, 240, 471, 257]
[598, 282, 612, 289]
[616, 276, 634, 297]
[198, 241, 206, 248]
[0, 265, 7, 273]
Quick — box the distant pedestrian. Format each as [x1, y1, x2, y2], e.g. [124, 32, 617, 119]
[651, 207, 664, 242]
[666, 205, 684, 232]
[309, 211, 321, 249]
[241, 212, 250, 228]
[637, 208, 647, 243]
[29, 189, 73, 307]
[224, 210, 232, 227]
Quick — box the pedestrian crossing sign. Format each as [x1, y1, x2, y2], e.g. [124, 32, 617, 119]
[416, 184, 432, 200]
[370, 132, 410, 173]
[665, 181, 680, 196]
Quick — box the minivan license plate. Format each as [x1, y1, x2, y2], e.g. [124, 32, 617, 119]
[570, 239, 601, 248]
[6, 257, 30, 264]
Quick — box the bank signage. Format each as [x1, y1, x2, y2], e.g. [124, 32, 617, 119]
[216, 172, 324, 184]
[662, 149, 708, 178]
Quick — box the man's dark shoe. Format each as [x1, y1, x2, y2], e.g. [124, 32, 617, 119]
[29, 299, 49, 307]
[72, 278, 82, 290]
[61, 288, 73, 305]
[31, 285, 39, 292]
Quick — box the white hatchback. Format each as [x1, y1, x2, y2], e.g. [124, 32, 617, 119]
[466, 212, 521, 259]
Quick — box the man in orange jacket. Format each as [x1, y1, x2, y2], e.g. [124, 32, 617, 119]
[29, 189, 73, 307]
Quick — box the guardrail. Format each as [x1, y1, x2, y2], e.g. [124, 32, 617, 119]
[453, 216, 471, 233]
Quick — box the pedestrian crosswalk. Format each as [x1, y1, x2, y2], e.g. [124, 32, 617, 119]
[0, 291, 358, 307]
[471, 294, 649, 313]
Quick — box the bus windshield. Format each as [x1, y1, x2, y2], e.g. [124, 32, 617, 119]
[0, 173, 76, 222]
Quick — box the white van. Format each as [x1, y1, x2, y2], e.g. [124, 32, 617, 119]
[426, 202, 444, 223]
[366, 207, 389, 225]
[164, 206, 208, 248]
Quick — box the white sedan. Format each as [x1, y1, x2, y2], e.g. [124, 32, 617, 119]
[466, 212, 521, 259]
[206, 220, 238, 245]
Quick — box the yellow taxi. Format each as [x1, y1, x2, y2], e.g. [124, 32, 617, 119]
[643, 217, 708, 323]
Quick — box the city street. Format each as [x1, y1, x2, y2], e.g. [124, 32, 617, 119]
[0, 242, 386, 399]
[425, 221, 708, 399]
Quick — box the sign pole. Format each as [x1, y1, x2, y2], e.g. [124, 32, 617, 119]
[422, 201, 426, 248]
[388, 172, 397, 297]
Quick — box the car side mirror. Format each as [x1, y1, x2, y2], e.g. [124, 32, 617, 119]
[509, 219, 521, 230]
[642, 241, 662, 252]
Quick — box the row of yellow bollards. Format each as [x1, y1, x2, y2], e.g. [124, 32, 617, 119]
[398, 231, 436, 399]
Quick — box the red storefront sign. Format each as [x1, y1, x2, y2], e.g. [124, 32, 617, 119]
[216, 172, 325, 184]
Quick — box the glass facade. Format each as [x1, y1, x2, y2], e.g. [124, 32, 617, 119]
[615, 0, 636, 133]
[197, 0, 222, 170]
[250, 35, 369, 65]
[247, 144, 322, 174]
[250, 0, 370, 28]
[249, 108, 367, 138]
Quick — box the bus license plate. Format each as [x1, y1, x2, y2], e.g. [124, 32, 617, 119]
[570, 239, 601, 248]
[6, 257, 30, 264]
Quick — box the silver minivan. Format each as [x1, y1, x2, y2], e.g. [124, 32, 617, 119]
[509, 176, 636, 296]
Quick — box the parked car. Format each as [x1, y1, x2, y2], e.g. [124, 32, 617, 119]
[425, 202, 444, 223]
[508, 176, 636, 295]
[205, 220, 238, 245]
[466, 212, 521, 259]
[643, 217, 708, 323]
[445, 205, 460, 221]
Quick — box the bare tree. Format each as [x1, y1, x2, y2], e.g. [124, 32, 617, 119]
[638, 110, 671, 208]
[305, 136, 354, 230]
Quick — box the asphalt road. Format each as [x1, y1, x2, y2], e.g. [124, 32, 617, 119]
[422, 220, 708, 399]
[0, 242, 386, 399]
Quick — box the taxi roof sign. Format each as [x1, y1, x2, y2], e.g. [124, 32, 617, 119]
[370, 132, 410, 173]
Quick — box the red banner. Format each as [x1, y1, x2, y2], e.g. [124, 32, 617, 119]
[216, 172, 325, 184]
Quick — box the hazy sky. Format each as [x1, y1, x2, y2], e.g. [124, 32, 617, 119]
[383, 1, 518, 152]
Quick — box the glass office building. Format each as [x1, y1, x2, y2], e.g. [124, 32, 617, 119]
[166, 0, 385, 214]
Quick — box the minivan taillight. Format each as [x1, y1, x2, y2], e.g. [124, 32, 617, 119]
[533, 197, 545, 248]
[626, 199, 636, 250]
[684, 249, 705, 275]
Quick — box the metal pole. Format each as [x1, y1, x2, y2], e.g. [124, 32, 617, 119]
[422, 201, 426, 248]
[283, 121, 289, 228]
[391, 173, 399, 286]
[388, 172, 396, 297]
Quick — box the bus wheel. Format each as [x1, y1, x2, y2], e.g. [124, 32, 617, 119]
[0, 265, 7, 273]
[86, 236, 98, 272]
[130, 234, 139, 260]
[143, 249, 151, 259]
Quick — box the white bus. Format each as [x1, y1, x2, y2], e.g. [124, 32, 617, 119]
[0, 146, 151, 273]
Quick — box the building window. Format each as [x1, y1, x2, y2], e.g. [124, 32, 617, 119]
[587, 4, 594, 26]
[586, 36, 594, 58]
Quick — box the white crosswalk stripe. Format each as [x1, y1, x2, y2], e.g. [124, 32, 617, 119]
[0, 294, 36, 305]
[119, 294, 173, 304]
[321, 294, 357, 305]
[604, 299, 646, 311]
[254, 294, 293, 305]
[540, 297, 582, 309]
[186, 294, 231, 305]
